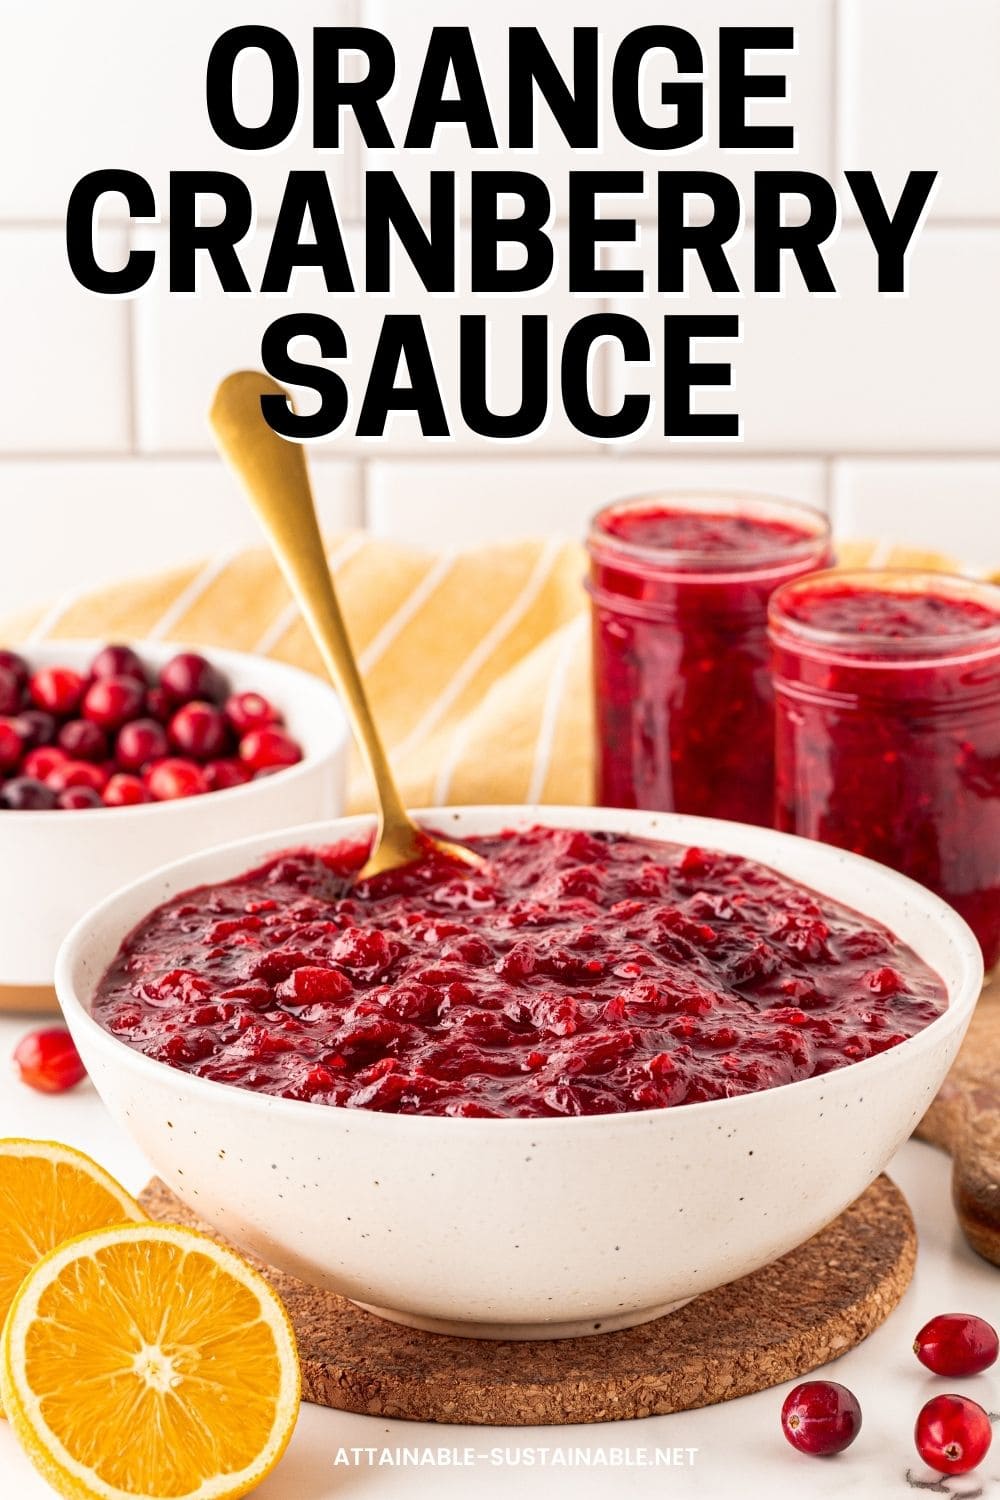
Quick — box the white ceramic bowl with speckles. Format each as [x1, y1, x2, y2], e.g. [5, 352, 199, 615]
[55, 806, 982, 1341]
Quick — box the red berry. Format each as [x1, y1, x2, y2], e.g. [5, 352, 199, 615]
[147, 757, 208, 801]
[168, 701, 230, 759]
[47, 759, 108, 794]
[203, 758, 252, 792]
[0, 777, 57, 810]
[13, 1027, 86, 1092]
[89, 644, 148, 684]
[158, 652, 226, 706]
[0, 665, 22, 715]
[0, 650, 29, 690]
[57, 718, 109, 763]
[0, 717, 25, 770]
[145, 686, 174, 723]
[780, 1381, 862, 1456]
[29, 666, 84, 716]
[82, 675, 146, 730]
[239, 727, 302, 772]
[225, 691, 280, 734]
[115, 717, 169, 771]
[915, 1394, 992, 1476]
[914, 1314, 999, 1377]
[57, 785, 103, 810]
[23, 745, 68, 781]
[16, 709, 57, 748]
[103, 773, 152, 807]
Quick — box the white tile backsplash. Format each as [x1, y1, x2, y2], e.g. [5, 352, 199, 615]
[832, 459, 1000, 570]
[368, 457, 828, 547]
[840, 0, 1000, 221]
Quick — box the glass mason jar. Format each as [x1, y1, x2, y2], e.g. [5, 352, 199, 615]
[770, 569, 1000, 968]
[587, 493, 832, 827]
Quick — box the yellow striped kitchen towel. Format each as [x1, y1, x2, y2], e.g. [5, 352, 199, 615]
[0, 534, 961, 813]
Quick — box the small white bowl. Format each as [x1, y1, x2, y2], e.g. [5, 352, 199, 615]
[56, 806, 982, 1341]
[1, 640, 348, 997]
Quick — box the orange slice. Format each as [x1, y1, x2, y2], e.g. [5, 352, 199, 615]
[1, 1221, 300, 1500]
[0, 1137, 145, 1389]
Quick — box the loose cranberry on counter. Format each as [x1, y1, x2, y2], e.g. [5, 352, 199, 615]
[159, 652, 226, 706]
[204, 758, 252, 792]
[147, 757, 209, 801]
[103, 773, 152, 807]
[0, 718, 25, 770]
[0, 649, 29, 690]
[914, 1315, 999, 1377]
[16, 709, 57, 747]
[29, 666, 84, 716]
[780, 1381, 862, 1456]
[89, 643, 148, 683]
[0, 665, 21, 715]
[82, 675, 146, 730]
[115, 718, 169, 771]
[226, 691, 280, 734]
[915, 1394, 992, 1476]
[58, 718, 109, 763]
[57, 786, 104, 810]
[239, 727, 303, 772]
[13, 1027, 87, 1093]
[0, 777, 58, 810]
[169, 701, 230, 759]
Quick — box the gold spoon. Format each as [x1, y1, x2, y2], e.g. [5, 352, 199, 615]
[209, 369, 482, 882]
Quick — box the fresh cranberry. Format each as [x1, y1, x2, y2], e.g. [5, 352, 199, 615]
[780, 1381, 862, 1456]
[57, 786, 104, 810]
[89, 644, 148, 684]
[13, 1028, 87, 1093]
[914, 1314, 999, 1377]
[115, 718, 169, 771]
[225, 691, 281, 734]
[23, 745, 68, 781]
[204, 758, 252, 792]
[29, 666, 84, 716]
[915, 1394, 992, 1476]
[47, 759, 109, 794]
[16, 709, 57, 748]
[145, 685, 173, 723]
[147, 757, 208, 801]
[82, 675, 146, 730]
[0, 718, 25, 770]
[0, 650, 29, 690]
[158, 652, 226, 707]
[168, 701, 230, 759]
[0, 665, 22, 715]
[103, 773, 152, 807]
[57, 718, 109, 762]
[239, 727, 302, 772]
[0, 777, 57, 810]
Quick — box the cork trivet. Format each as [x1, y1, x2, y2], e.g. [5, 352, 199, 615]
[916, 970, 1000, 1266]
[139, 1173, 914, 1425]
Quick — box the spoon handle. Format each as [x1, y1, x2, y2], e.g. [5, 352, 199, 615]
[209, 370, 408, 834]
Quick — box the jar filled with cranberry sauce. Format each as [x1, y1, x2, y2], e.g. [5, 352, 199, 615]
[587, 493, 832, 827]
[770, 569, 1000, 968]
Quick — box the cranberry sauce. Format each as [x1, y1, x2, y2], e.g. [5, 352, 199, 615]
[588, 495, 832, 827]
[770, 571, 1000, 968]
[93, 825, 945, 1119]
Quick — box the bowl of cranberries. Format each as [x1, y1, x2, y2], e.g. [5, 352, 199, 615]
[0, 640, 347, 1005]
[53, 803, 981, 1340]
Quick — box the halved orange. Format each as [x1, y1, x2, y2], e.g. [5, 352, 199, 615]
[0, 1137, 145, 1384]
[1, 1221, 300, 1500]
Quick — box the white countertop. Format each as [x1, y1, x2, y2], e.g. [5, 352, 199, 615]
[1, 1012, 997, 1499]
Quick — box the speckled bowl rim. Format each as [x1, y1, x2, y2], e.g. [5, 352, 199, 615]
[55, 805, 984, 1134]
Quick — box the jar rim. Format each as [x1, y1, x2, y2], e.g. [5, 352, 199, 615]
[769, 568, 1000, 661]
[587, 491, 831, 577]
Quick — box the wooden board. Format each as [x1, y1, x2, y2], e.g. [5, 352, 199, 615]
[0, 983, 60, 1015]
[140, 1174, 914, 1426]
[916, 971, 1000, 1266]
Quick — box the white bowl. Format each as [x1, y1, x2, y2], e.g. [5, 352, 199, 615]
[1, 640, 348, 995]
[56, 806, 982, 1341]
